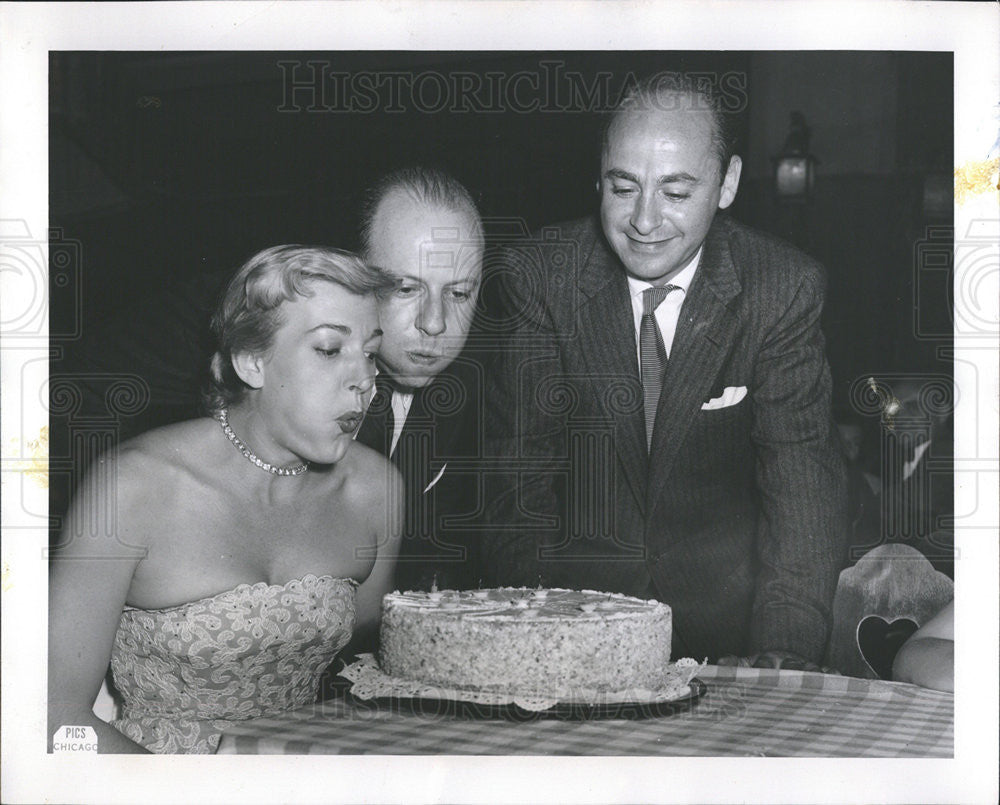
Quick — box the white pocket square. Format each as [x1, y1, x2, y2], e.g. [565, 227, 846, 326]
[423, 462, 447, 494]
[701, 386, 747, 410]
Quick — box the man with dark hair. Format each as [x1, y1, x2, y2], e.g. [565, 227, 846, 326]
[483, 76, 849, 667]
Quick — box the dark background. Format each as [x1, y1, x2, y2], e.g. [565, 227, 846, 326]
[48, 50, 954, 516]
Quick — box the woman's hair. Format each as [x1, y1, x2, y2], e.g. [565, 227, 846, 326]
[203, 245, 394, 414]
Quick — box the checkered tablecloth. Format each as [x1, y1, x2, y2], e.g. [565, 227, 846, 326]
[215, 665, 953, 757]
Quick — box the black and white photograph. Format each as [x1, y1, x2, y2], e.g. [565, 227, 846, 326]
[1, 2, 997, 803]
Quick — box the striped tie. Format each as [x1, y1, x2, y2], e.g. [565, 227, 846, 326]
[640, 285, 679, 449]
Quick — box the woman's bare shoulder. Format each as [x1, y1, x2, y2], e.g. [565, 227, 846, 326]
[89, 418, 224, 506]
[116, 418, 222, 469]
[57, 420, 217, 559]
[71, 420, 224, 551]
[338, 442, 400, 497]
[320, 443, 403, 537]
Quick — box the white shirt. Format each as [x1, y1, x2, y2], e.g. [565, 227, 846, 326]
[389, 389, 414, 456]
[626, 248, 702, 369]
[354, 369, 414, 456]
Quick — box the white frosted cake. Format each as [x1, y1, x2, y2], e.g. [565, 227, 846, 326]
[378, 588, 672, 695]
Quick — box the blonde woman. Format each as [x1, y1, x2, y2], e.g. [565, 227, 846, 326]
[49, 246, 402, 753]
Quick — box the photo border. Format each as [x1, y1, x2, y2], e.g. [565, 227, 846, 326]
[2, 2, 997, 803]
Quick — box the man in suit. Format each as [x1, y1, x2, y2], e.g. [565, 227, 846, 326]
[483, 75, 849, 666]
[353, 167, 485, 592]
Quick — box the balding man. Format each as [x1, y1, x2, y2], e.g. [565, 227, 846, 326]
[484, 74, 849, 667]
[354, 167, 485, 592]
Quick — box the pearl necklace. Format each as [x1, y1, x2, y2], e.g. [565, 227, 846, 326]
[217, 408, 309, 476]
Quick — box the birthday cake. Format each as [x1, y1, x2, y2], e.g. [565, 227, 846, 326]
[378, 588, 672, 695]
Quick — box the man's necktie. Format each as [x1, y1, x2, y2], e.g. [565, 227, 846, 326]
[640, 285, 679, 449]
[357, 373, 394, 458]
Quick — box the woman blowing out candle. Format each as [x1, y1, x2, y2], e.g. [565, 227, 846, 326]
[48, 246, 403, 753]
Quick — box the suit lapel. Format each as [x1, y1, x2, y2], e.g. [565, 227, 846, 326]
[393, 385, 426, 474]
[647, 219, 743, 506]
[574, 223, 648, 514]
[388, 353, 479, 487]
[392, 387, 433, 551]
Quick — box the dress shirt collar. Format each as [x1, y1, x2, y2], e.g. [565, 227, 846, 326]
[354, 367, 415, 446]
[625, 246, 702, 300]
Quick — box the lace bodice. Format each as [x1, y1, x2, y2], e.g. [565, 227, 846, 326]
[110, 574, 357, 753]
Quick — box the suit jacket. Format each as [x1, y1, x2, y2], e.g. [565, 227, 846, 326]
[356, 354, 485, 592]
[482, 214, 849, 662]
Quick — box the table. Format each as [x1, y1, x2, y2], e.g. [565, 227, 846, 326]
[215, 665, 953, 757]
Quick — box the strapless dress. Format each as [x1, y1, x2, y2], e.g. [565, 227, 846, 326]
[109, 574, 357, 753]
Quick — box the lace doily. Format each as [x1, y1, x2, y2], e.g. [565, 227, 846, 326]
[340, 654, 705, 712]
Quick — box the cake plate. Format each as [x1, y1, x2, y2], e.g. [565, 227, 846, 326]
[343, 679, 707, 721]
[338, 654, 707, 721]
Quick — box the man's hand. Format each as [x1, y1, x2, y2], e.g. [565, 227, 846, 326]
[717, 651, 838, 674]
